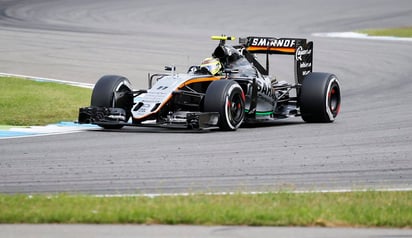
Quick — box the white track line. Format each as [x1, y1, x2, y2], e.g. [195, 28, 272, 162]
[94, 187, 412, 198]
[0, 72, 94, 88]
[312, 32, 412, 42]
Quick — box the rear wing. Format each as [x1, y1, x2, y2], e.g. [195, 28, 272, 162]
[239, 36, 313, 84]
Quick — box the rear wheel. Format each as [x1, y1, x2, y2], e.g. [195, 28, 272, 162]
[91, 75, 133, 129]
[204, 80, 245, 130]
[300, 72, 341, 123]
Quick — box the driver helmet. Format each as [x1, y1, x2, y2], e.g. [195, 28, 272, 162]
[200, 57, 222, 75]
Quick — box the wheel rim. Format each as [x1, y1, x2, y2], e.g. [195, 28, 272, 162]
[328, 83, 341, 117]
[226, 90, 245, 127]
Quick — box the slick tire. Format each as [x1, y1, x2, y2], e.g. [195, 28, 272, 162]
[300, 72, 341, 123]
[204, 80, 245, 131]
[91, 75, 133, 129]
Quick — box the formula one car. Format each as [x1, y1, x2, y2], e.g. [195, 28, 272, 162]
[78, 35, 341, 131]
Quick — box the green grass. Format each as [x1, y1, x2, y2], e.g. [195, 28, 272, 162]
[0, 76, 91, 126]
[0, 191, 411, 227]
[358, 26, 412, 38]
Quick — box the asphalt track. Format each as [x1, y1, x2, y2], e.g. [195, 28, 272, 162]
[1, 0, 411, 195]
[1, 225, 412, 238]
[0, 0, 412, 236]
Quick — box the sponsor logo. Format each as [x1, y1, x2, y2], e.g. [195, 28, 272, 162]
[156, 85, 169, 90]
[300, 62, 312, 68]
[257, 80, 272, 96]
[295, 46, 312, 61]
[250, 38, 296, 48]
[137, 103, 151, 113]
[302, 70, 311, 76]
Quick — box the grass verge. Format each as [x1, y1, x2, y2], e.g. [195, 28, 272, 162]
[0, 76, 91, 126]
[358, 26, 412, 38]
[0, 191, 411, 227]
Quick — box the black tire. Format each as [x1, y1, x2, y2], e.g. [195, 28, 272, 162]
[204, 80, 245, 130]
[300, 72, 341, 123]
[91, 75, 133, 129]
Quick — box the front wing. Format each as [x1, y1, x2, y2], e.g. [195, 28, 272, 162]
[78, 106, 220, 130]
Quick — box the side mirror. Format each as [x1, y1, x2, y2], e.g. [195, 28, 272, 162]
[223, 68, 239, 74]
[164, 66, 176, 71]
[223, 68, 239, 78]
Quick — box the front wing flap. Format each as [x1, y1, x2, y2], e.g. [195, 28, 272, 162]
[78, 107, 127, 125]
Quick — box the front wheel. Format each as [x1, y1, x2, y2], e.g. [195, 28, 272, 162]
[91, 75, 133, 129]
[300, 72, 341, 123]
[203, 80, 245, 130]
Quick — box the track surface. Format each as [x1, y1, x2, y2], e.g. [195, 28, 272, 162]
[2, 225, 412, 238]
[0, 0, 412, 195]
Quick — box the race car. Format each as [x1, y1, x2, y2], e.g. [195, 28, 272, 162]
[78, 35, 341, 131]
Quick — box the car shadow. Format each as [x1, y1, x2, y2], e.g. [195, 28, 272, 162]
[86, 118, 305, 134]
[241, 118, 304, 128]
